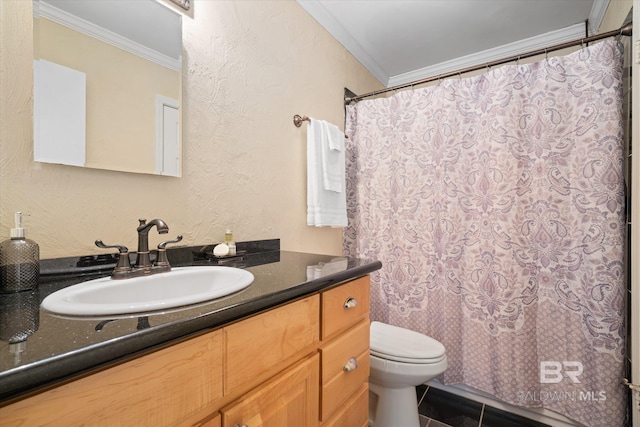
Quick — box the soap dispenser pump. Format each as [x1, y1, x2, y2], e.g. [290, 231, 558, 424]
[0, 212, 40, 293]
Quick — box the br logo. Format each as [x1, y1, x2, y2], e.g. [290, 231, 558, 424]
[540, 361, 583, 384]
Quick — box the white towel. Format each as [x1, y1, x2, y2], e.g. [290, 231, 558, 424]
[321, 121, 344, 192]
[307, 118, 347, 227]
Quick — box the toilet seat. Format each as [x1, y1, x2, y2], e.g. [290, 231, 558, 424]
[370, 321, 445, 364]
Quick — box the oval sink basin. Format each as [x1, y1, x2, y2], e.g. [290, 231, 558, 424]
[41, 266, 254, 317]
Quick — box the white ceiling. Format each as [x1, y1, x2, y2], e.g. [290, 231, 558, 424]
[297, 0, 610, 87]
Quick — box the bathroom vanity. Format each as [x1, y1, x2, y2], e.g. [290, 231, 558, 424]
[0, 242, 380, 426]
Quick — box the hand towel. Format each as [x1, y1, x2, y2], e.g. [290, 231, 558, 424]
[321, 121, 345, 193]
[307, 118, 347, 227]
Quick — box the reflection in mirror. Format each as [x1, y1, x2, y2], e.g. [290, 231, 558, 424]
[33, 0, 183, 176]
[169, 0, 190, 10]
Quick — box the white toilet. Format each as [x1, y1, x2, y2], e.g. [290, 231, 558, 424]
[368, 321, 447, 427]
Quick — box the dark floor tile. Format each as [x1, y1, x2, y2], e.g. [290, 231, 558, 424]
[419, 387, 483, 427]
[427, 418, 455, 427]
[481, 406, 551, 427]
[417, 384, 429, 405]
[419, 415, 430, 427]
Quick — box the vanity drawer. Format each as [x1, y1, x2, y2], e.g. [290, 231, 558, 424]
[224, 295, 320, 396]
[321, 275, 370, 340]
[321, 382, 368, 427]
[319, 319, 370, 421]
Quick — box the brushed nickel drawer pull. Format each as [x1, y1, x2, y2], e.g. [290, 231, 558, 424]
[343, 357, 358, 372]
[344, 297, 358, 309]
[234, 424, 248, 427]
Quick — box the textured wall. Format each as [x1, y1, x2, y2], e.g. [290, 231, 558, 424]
[0, 0, 382, 259]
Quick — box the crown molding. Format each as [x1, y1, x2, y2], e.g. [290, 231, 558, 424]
[588, 0, 610, 35]
[387, 23, 586, 87]
[296, 0, 387, 85]
[298, 0, 611, 88]
[34, 1, 181, 72]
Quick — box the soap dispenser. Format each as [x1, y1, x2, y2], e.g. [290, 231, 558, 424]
[0, 212, 40, 293]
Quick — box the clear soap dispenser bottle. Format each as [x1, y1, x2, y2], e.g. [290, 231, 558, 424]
[0, 212, 40, 293]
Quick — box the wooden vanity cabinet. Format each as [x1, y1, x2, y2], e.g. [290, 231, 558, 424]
[0, 276, 371, 427]
[219, 275, 371, 427]
[318, 275, 370, 426]
[0, 330, 225, 426]
[223, 294, 320, 397]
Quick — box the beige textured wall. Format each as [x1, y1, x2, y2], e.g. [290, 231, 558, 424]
[4, 0, 628, 260]
[0, 0, 383, 259]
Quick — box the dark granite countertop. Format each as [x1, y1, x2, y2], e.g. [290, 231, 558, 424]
[0, 240, 381, 404]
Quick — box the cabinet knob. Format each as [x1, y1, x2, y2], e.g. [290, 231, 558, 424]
[344, 297, 358, 309]
[343, 357, 358, 372]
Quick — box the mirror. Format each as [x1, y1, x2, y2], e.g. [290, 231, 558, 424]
[33, 0, 183, 176]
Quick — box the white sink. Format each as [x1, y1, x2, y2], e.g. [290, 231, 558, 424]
[41, 266, 254, 317]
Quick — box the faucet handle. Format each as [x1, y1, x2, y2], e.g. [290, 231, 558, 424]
[95, 240, 128, 253]
[157, 235, 183, 250]
[95, 240, 132, 278]
[155, 235, 183, 270]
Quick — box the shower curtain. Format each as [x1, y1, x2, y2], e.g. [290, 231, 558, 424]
[344, 39, 626, 427]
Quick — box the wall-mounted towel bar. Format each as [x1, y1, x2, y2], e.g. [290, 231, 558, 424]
[294, 114, 348, 139]
[293, 114, 310, 127]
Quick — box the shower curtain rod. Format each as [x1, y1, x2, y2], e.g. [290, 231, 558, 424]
[345, 22, 632, 104]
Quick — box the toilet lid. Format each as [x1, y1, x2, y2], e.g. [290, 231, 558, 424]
[370, 321, 446, 364]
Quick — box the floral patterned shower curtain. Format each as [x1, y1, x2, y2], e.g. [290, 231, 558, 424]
[344, 40, 626, 427]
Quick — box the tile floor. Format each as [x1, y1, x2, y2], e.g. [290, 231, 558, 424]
[416, 385, 552, 427]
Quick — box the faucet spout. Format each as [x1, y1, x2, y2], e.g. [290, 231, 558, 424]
[134, 218, 169, 269]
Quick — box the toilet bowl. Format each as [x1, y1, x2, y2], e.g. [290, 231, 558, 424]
[369, 321, 447, 427]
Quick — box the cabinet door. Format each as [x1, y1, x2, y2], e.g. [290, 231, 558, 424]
[0, 330, 224, 426]
[194, 412, 221, 427]
[221, 354, 319, 427]
[224, 295, 319, 396]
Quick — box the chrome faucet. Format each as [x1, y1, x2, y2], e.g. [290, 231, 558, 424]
[95, 218, 182, 279]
